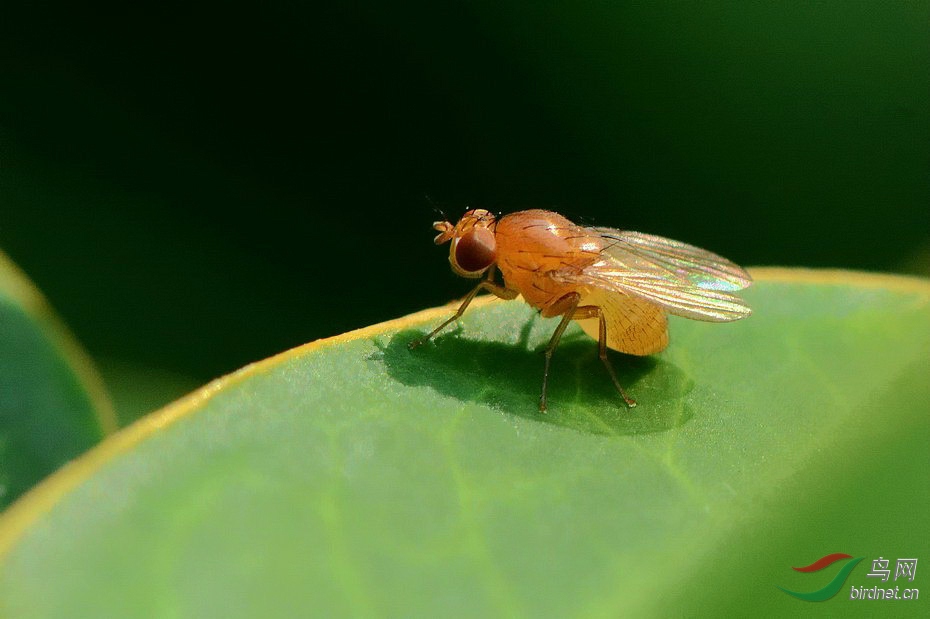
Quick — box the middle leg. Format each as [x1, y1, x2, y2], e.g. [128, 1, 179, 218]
[539, 294, 637, 411]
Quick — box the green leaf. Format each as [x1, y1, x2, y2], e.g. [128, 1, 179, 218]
[0, 251, 116, 510]
[0, 269, 927, 617]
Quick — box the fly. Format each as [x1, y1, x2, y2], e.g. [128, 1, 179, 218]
[408, 209, 752, 412]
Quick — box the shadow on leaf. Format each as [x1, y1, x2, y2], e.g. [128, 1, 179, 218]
[378, 328, 694, 436]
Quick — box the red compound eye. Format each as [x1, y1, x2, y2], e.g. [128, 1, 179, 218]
[454, 227, 497, 273]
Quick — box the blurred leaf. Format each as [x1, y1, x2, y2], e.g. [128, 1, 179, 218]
[0, 251, 115, 510]
[0, 269, 927, 617]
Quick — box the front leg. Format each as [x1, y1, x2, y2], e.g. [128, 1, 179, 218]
[408, 269, 517, 349]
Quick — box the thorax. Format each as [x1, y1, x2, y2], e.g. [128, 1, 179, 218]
[494, 210, 601, 311]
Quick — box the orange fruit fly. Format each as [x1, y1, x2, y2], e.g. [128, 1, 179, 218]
[408, 209, 752, 412]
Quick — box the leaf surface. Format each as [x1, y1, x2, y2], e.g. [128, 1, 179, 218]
[0, 268, 927, 617]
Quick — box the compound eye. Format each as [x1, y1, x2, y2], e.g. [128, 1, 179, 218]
[454, 227, 497, 273]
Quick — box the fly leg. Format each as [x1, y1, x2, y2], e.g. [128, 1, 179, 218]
[540, 294, 636, 411]
[408, 268, 517, 349]
[538, 293, 581, 412]
[586, 305, 637, 409]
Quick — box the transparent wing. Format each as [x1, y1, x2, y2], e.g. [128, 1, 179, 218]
[553, 228, 753, 322]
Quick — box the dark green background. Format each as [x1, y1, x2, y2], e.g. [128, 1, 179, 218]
[2, 2, 928, 385]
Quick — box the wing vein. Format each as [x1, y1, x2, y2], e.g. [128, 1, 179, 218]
[551, 227, 752, 322]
